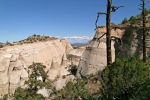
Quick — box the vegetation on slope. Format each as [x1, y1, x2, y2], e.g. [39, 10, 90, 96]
[2, 63, 55, 100]
[1, 58, 150, 100]
[53, 58, 150, 100]
[101, 58, 150, 100]
[0, 34, 57, 48]
[121, 9, 150, 25]
[17, 34, 57, 44]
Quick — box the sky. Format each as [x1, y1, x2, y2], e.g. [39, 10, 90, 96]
[0, 0, 149, 43]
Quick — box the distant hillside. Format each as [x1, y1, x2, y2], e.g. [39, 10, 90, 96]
[0, 34, 57, 48]
[16, 34, 57, 44]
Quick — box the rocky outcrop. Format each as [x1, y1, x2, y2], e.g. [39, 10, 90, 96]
[77, 24, 150, 77]
[67, 46, 86, 65]
[1, 25, 149, 96]
[77, 27, 124, 76]
[0, 39, 74, 95]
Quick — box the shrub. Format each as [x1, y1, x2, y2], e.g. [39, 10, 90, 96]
[13, 87, 45, 100]
[68, 64, 78, 76]
[48, 58, 150, 100]
[100, 58, 150, 100]
[129, 16, 137, 24]
[54, 79, 93, 100]
[7, 59, 150, 100]
[13, 63, 54, 100]
[121, 18, 128, 24]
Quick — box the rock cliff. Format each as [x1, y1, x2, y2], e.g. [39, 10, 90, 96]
[0, 39, 74, 95]
[77, 24, 150, 77]
[77, 27, 124, 76]
[0, 23, 149, 96]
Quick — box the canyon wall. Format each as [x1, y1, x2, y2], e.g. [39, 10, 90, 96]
[0, 39, 74, 95]
[77, 27, 125, 76]
[77, 25, 150, 77]
[0, 26, 149, 96]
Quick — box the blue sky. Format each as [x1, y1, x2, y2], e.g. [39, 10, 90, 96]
[0, 0, 149, 43]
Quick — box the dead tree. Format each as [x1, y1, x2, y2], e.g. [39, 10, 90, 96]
[106, 0, 112, 65]
[106, 1, 123, 65]
[140, 0, 148, 62]
[95, 0, 123, 65]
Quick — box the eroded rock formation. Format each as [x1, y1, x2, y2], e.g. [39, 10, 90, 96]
[77, 24, 150, 77]
[77, 27, 125, 76]
[0, 39, 74, 95]
[0, 24, 149, 96]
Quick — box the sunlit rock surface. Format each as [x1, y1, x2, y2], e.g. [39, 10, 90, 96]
[0, 39, 75, 95]
[77, 27, 124, 76]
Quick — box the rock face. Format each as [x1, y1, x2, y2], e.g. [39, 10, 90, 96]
[77, 27, 124, 76]
[0, 25, 149, 96]
[146, 31, 150, 63]
[0, 39, 73, 95]
[77, 25, 150, 77]
[67, 46, 86, 65]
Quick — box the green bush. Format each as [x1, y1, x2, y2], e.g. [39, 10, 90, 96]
[4, 59, 149, 100]
[121, 18, 128, 24]
[1, 94, 9, 100]
[13, 87, 45, 100]
[145, 9, 150, 15]
[129, 16, 137, 24]
[13, 63, 54, 100]
[52, 58, 150, 100]
[68, 64, 78, 76]
[101, 58, 150, 100]
[54, 79, 93, 100]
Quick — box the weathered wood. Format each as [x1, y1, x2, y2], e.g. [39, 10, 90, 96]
[141, 0, 147, 62]
[106, 0, 112, 65]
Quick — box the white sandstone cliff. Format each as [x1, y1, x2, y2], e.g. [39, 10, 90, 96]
[0, 39, 74, 96]
[77, 27, 124, 76]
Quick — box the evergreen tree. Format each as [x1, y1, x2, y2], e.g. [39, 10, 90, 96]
[121, 18, 128, 24]
[129, 16, 137, 24]
[13, 63, 53, 100]
[101, 58, 150, 100]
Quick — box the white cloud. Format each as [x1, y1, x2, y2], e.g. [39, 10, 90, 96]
[63, 36, 92, 40]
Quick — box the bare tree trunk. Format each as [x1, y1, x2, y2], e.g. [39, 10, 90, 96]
[106, 0, 112, 65]
[106, 0, 112, 99]
[141, 0, 146, 62]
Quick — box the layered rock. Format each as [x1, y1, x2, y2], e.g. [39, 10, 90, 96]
[146, 31, 150, 63]
[77, 27, 124, 76]
[0, 39, 74, 95]
[77, 25, 150, 77]
[67, 46, 86, 65]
